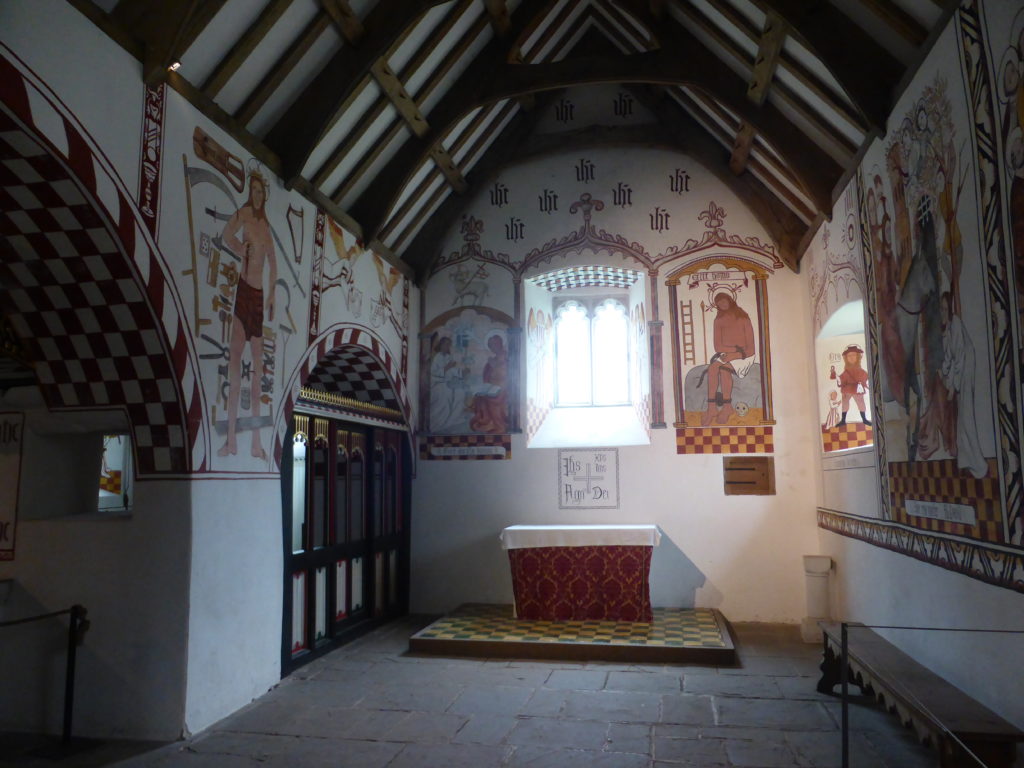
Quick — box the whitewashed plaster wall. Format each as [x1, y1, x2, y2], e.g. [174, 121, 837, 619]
[413, 144, 821, 622]
[0, 0, 143, 201]
[185, 478, 282, 734]
[820, 531, 1024, 729]
[0, 462, 190, 740]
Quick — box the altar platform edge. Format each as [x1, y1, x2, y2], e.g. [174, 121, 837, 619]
[408, 604, 737, 665]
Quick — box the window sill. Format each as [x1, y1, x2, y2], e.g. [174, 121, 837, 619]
[528, 406, 649, 448]
[56, 510, 134, 521]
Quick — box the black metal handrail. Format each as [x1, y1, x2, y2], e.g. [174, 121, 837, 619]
[0, 604, 90, 744]
[838, 622, 1024, 768]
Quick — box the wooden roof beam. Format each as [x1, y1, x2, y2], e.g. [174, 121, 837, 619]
[858, 0, 927, 46]
[201, 0, 294, 98]
[731, 8, 785, 176]
[263, 0, 446, 184]
[730, 121, 756, 175]
[321, 0, 365, 43]
[310, 0, 476, 189]
[349, 0, 557, 229]
[328, 13, 490, 203]
[750, 0, 904, 131]
[403, 93, 558, 278]
[110, 0, 229, 85]
[672, 88, 816, 223]
[235, 11, 332, 126]
[483, 0, 511, 36]
[747, 11, 785, 105]
[371, 59, 430, 138]
[594, 0, 659, 50]
[684, 0, 868, 133]
[350, 32, 839, 241]
[637, 87, 806, 270]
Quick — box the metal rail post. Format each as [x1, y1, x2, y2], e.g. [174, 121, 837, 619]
[841, 621, 849, 768]
[62, 605, 83, 745]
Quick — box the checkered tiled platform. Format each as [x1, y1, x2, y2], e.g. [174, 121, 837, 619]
[409, 604, 735, 664]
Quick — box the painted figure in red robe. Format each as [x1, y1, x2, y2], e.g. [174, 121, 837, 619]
[470, 334, 508, 433]
[836, 344, 871, 427]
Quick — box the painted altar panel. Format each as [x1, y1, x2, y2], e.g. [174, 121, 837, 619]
[986, 0, 1024, 548]
[815, 333, 873, 453]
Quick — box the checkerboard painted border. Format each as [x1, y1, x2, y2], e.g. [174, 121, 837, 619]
[420, 434, 511, 460]
[305, 347, 400, 411]
[0, 46, 204, 475]
[531, 265, 641, 291]
[676, 426, 773, 454]
[888, 459, 1003, 543]
[274, 324, 413, 467]
[821, 423, 873, 453]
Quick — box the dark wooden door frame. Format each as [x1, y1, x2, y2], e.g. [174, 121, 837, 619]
[280, 415, 410, 676]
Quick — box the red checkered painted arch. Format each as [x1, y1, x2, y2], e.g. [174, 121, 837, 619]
[304, 347, 401, 411]
[274, 325, 412, 467]
[0, 46, 204, 475]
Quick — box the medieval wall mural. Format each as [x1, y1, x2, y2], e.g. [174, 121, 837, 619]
[421, 308, 513, 436]
[820, 0, 1024, 594]
[421, 141, 783, 459]
[806, 180, 873, 454]
[160, 95, 413, 474]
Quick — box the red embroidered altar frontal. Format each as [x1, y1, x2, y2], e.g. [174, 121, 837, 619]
[507, 545, 654, 622]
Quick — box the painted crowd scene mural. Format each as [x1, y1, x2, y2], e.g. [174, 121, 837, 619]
[819, 0, 1024, 593]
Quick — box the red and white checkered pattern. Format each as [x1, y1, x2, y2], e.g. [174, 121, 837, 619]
[0, 46, 204, 475]
[305, 348, 399, 410]
[676, 425, 774, 454]
[275, 325, 412, 467]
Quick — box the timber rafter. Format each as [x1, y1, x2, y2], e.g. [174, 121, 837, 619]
[263, 0, 449, 183]
[747, 0, 904, 131]
[351, 34, 840, 243]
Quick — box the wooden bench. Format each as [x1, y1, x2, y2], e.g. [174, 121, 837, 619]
[817, 622, 1024, 767]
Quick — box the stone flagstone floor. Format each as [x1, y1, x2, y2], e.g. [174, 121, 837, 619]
[9, 616, 939, 767]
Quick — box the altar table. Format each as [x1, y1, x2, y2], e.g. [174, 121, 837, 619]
[499, 525, 661, 622]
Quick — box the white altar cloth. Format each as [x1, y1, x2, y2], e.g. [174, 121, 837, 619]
[499, 524, 661, 550]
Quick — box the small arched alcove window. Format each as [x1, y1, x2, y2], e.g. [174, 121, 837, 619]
[815, 300, 873, 452]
